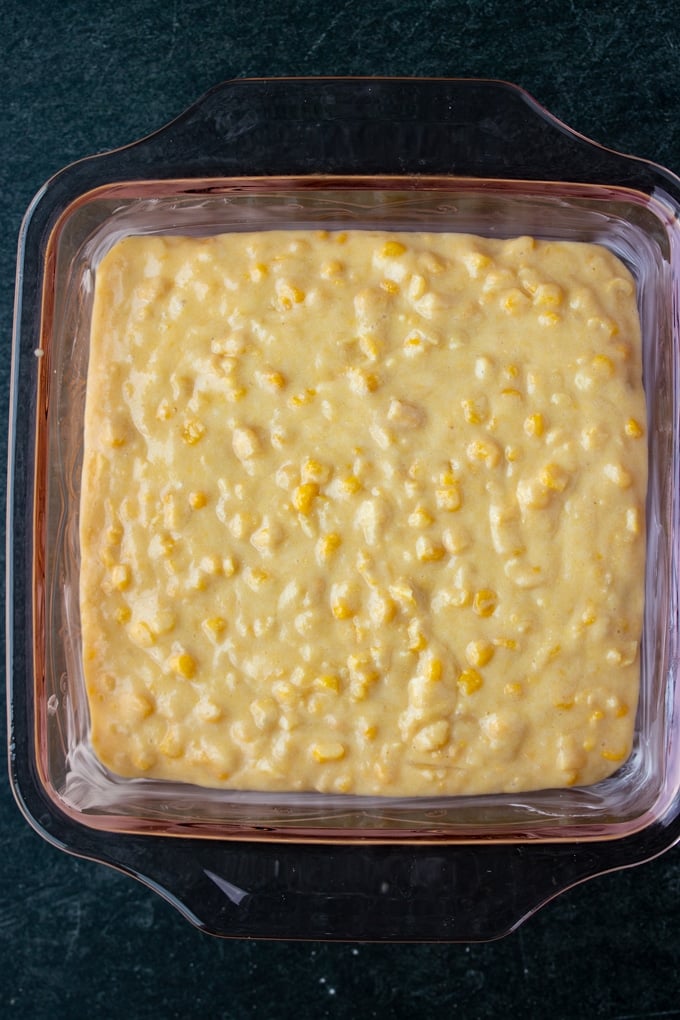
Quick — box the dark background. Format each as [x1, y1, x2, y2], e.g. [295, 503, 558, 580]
[3, 1, 680, 1016]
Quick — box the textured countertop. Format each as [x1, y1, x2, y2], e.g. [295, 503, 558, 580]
[3, 1, 680, 1016]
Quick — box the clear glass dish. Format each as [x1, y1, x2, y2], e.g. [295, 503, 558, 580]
[8, 77, 680, 941]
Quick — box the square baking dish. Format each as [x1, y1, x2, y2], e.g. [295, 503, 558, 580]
[9, 79, 680, 940]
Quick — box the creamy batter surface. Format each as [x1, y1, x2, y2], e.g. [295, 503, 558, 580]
[80, 230, 646, 795]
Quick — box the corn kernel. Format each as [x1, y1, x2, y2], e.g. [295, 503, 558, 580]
[367, 589, 396, 626]
[381, 240, 407, 257]
[244, 566, 270, 590]
[172, 652, 197, 679]
[321, 259, 343, 278]
[272, 681, 295, 704]
[222, 555, 238, 577]
[421, 252, 444, 274]
[466, 439, 500, 468]
[317, 532, 342, 561]
[115, 605, 131, 624]
[540, 463, 569, 491]
[524, 413, 544, 437]
[121, 690, 155, 721]
[387, 399, 425, 429]
[104, 420, 128, 447]
[225, 385, 247, 402]
[604, 463, 632, 488]
[311, 742, 346, 763]
[408, 505, 434, 528]
[591, 354, 614, 376]
[404, 333, 424, 350]
[259, 370, 286, 391]
[425, 657, 443, 682]
[626, 507, 641, 534]
[501, 387, 522, 398]
[347, 367, 379, 394]
[358, 333, 382, 360]
[462, 252, 491, 277]
[407, 620, 428, 652]
[381, 279, 400, 294]
[181, 419, 205, 445]
[533, 283, 563, 307]
[465, 640, 494, 668]
[501, 288, 530, 314]
[625, 418, 644, 438]
[416, 536, 446, 562]
[202, 616, 227, 638]
[277, 282, 305, 309]
[289, 388, 316, 407]
[348, 663, 375, 692]
[457, 668, 483, 695]
[435, 482, 461, 511]
[232, 426, 261, 460]
[106, 525, 123, 546]
[111, 564, 131, 591]
[340, 474, 362, 494]
[156, 398, 173, 421]
[446, 587, 472, 608]
[503, 682, 523, 698]
[407, 274, 427, 300]
[316, 674, 340, 692]
[250, 261, 269, 281]
[251, 520, 282, 555]
[293, 482, 319, 514]
[301, 457, 329, 483]
[606, 275, 634, 296]
[462, 398, 485, 425]
[538, 312, 560, 327]
[189, 491, 207, 509]
[332, 600, 353, 620]
[473, 589, 497, 617]
[129, 750, 155, 772]
[130, 621, 155, 647]
[606, 642, 638, 666]
[413, 719, 450, 752]
[389, 580, 418, 609]
[587, 316, 619, 337]
[601, 748, 627, 763]
[347, 654, 375, 679]
[159, 728, 184, 759]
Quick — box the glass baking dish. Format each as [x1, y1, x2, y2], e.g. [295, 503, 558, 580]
[8, 78, 680, 941]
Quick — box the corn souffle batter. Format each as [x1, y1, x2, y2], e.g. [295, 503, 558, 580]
[80, 229, 646, 796]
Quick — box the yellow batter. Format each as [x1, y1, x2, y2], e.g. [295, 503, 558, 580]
[79, 230, 646, 796]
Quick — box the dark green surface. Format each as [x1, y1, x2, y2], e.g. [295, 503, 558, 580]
[3, 0, 680, 1015]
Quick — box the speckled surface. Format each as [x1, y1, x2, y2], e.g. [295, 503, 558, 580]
[3, 0, 680, 1015]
